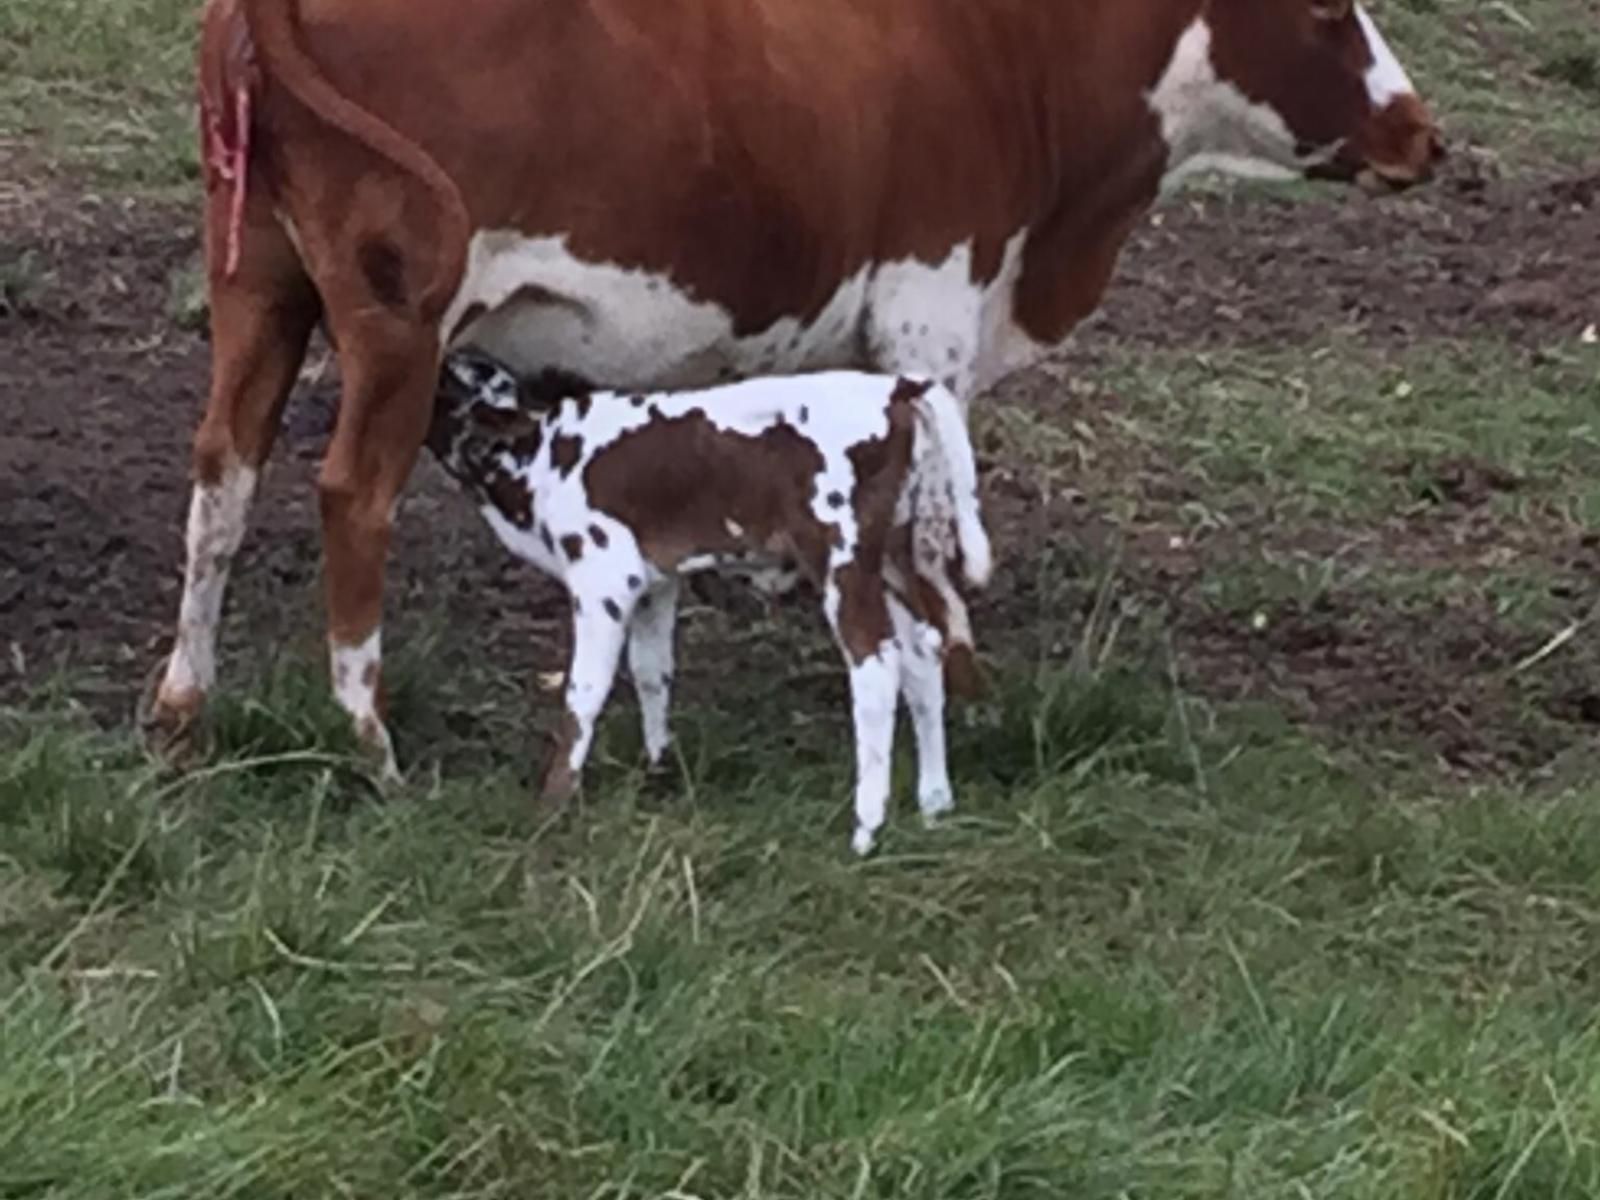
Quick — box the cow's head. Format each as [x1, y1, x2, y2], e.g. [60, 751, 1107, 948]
[1153, 0, 1444, 192]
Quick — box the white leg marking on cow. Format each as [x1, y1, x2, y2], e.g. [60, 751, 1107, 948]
[627, 577, 679, 765]
[890, 597, 952, 825]
[1147, 18, 1303, 189]
[562, 601, 631, 783]
[1355, 5, 1416, 108]
[329, 630, 398, 782]
[159, 464, 258, 706]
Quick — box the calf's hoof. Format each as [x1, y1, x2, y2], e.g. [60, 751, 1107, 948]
[919, 788, 955, 827]
[851, 826, 879, 857]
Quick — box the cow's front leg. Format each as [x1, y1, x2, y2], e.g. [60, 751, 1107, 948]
[542, 594, 633, 801]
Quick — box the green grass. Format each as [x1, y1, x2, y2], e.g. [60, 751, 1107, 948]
[1085, 341, 1600, 528]
[5, 652, 1600, 1199]
[0, 0, 198, 190]
[1377, 0, 1600, 164]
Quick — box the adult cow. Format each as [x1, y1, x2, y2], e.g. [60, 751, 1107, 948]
[146, 0, 1442, 772]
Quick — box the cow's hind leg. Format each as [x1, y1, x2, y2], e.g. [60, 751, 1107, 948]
[316, 325, 440, 779]
[144, 206, 318, 755]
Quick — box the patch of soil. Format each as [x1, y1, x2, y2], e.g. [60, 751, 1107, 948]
[1093, 164, 1600, 349]
[4, 156, 1599, 776]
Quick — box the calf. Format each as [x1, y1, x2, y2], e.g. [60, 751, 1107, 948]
[427, 351, 992, 855]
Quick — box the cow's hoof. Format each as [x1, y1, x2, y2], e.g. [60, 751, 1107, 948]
[352, 717, 404, 791]
[135, 661, 205, 767]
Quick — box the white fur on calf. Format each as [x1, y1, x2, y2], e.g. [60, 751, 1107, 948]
[427, 355, 991, 853]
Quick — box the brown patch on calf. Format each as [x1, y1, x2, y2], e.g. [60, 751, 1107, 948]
[582, 410, 834, 578]
[559, 533, 585, 562]
[550, 433, 584, 477]
[831, 560, 893, 663]
[484, 467, 534, 528]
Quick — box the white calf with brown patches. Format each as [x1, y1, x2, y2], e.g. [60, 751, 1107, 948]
[427, 353, 992, 855]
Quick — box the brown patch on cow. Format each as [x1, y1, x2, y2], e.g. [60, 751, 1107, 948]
[560, 533, 584, 562]
[358, 237, 408, 310]
[589, 524, 610, 549]
[550, 433, 584, 477]
[603, 597, 623, 622]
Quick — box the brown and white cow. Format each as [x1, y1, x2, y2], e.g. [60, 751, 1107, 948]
[146, 0, 1442, 771]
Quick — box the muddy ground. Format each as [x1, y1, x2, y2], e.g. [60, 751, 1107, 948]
[3, 153, 1599, 774]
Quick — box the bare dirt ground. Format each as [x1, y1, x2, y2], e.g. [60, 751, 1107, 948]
[4, 155, 1599, 771]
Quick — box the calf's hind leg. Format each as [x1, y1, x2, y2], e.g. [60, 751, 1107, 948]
[888, 595, 953, 824]
[626, 577, 680, 766]
[144, 199, 318, 754]
[823, 566, 902, 857]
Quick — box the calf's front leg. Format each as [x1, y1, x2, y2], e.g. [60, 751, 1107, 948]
[541, 596, 631, 801]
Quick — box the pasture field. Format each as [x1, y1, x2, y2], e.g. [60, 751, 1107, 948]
[4, 0, 1600, 1196]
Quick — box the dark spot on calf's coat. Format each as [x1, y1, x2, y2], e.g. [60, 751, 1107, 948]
[485, 469, 533, 528]
[589, 524, 609, 549]
[550, 433, 584, 477]
[627, 574, 642, 590]
[560, 533, 584, 562]
[540, 524, 555, 554]
[826, 491, 844, 508]
[603, 598, 623, 622]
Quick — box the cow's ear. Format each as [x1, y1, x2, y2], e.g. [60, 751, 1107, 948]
[1310, 0, 1354, 20]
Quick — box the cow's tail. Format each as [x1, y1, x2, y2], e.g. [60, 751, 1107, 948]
[238, 0, 469, 319]
[911, 381, 992, 590]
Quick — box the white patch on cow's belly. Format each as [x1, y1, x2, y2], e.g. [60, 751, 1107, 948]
[442, 230, 869, 390]
[971, 231, 1050, 393]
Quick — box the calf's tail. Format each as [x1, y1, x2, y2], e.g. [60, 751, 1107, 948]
[911, 382, 992, 589]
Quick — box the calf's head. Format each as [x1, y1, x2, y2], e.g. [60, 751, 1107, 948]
[1158, 0, 1444, 192]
